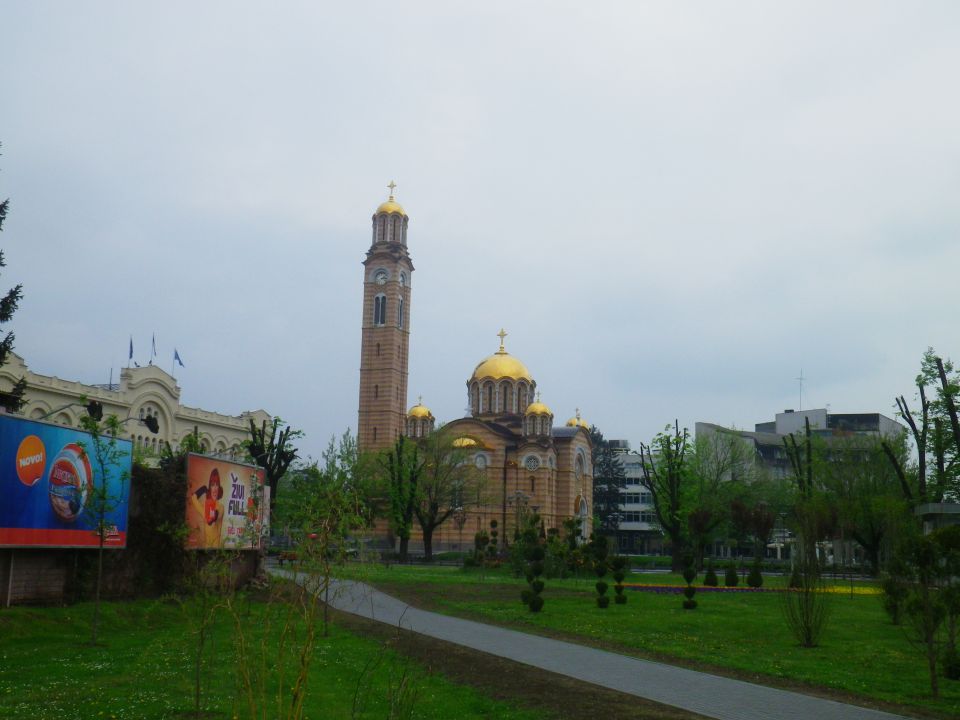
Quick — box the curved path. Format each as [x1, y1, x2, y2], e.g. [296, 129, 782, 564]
[273, 569, 909, 720]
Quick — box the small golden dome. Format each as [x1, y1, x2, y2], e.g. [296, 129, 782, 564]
[452, 437, 478, 448]
[376, 197, 406, 216]
[565, 409, 588, 428]
[525, 392, 552, 416]
[408, 397, 433, 419]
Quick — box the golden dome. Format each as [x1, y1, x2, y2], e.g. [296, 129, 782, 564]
[565, 409, 588, 428]
[376, 197, 406, 216]
[452, 437, 478, 448]
[525, 392, 552, 416]
[408, 397, 432, 418]
[469, 329, 532, 383]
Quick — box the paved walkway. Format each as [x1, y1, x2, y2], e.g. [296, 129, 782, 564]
[274, 569, 909, 720]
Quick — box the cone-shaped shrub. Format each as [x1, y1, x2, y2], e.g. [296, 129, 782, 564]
[703, 561, 718, 587]
[610, 555, 628, 606]
[682, 562, 697, 610]
[724, 564, 739, 587]
[747, 559, 763, 588]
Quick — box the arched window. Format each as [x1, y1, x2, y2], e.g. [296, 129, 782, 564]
[392, 216, 400, 241]
[374, 295, 387, 325]
[471, 383, 479, 413]
[501, 382, 513, 413]
[518, 383, 528, 411]
[484, 383, 494, 413]
[377, 217, 385, 243]
[397, 297, 404, 328]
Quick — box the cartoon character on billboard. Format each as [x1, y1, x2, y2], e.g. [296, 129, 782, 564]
[189, 467, 225, 548]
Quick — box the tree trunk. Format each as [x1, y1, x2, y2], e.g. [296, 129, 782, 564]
[398, 536, 409, 563]
[423, 526, 434, 562]
[91, 539, 104, 646]
[670, 542, 684, 572]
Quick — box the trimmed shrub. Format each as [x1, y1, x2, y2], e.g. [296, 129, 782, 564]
[724, 564, 739, 587]
[595, 580, 609, 596]
[597, 595, 610, 608]
[703, 561, 718, 587]
[529, 594, 545, 612]
[681, 561, 698, 610]
[610, 555, 628, 606]
[747, 560, 763, 588]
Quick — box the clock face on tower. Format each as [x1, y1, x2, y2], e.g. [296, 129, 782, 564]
[374, 270, 388, 286]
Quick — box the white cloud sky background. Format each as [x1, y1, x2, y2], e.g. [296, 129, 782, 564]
[2, 1, 959, 457]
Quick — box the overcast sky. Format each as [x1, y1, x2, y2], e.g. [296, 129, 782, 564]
[2, 2, 959, 458]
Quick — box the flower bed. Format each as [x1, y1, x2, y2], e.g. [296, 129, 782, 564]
[625, 583, 880, 595]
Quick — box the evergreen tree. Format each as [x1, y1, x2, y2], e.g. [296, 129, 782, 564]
[589, 426, 624, 536]
[0, 143, 26, 412]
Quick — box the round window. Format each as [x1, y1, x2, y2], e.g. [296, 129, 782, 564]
[524, 455, 541, 471]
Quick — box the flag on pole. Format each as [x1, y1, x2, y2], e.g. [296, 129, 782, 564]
[128, 336, 133, 360]
[151, 333, 157, 364]
[174, 349, 185, 368]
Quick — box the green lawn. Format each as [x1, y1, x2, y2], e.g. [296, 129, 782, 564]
[339, 563, 960, 717]
[0, 595, 545, 720]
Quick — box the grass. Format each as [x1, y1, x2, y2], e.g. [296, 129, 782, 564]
[0, 594, 548, 720]
[339, 562, 960, 718]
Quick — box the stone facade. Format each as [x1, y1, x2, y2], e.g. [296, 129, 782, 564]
[0, 352, 270, 457]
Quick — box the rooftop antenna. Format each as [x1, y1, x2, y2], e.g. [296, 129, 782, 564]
[796, 369, 805, 411]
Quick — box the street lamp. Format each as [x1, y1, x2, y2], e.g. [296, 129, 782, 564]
[39, 399, 105, 422]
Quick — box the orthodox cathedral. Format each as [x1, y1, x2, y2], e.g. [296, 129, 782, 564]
[357, 186, 593, 549]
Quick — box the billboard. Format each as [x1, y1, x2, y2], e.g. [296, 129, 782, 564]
[185, 454, 267, 550]
[0, 414, 133, 548]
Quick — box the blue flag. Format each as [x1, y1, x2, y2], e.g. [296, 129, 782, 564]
[174, 349, 184, 368]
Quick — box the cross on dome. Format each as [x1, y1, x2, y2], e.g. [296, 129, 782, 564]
[497, 328, 508, 352]
[387, 180, 397, 199]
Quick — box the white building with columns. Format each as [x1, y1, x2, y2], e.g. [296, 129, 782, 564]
[0, 352, 270, 456]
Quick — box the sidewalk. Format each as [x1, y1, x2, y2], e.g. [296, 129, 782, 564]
[275, 569, 909, 720]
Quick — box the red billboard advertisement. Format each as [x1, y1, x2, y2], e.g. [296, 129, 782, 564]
[185, 454, 266, 550]
[0, 414, 133, 548]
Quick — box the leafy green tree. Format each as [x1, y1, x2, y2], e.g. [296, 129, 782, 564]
[77, 414, 131, 645]
[381, 435, 422, 562]
[0, 144, 26, 413]
[825, 434, 912, 575]
[588, 426, 624, 536]
[640, 421, 691, 571]
[883, 349, 960, 504]
[412, 428, 486, 561]
[247, 417, 300, 511]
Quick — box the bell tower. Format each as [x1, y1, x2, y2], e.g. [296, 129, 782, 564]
[357, 183, 413, 452]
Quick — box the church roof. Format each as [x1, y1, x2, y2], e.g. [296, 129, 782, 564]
[469, 330, 533, 383]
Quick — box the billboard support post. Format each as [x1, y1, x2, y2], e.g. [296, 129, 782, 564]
[4, 550, 12, 608]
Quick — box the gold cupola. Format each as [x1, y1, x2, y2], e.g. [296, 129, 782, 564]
[469, 329, 533, 383]
[565, 408, 589, 428]
[407, 398, 433, 419]
[371, 181, 409, 247]
[525, 392, 552, 416]
[406, 396, 435, 438]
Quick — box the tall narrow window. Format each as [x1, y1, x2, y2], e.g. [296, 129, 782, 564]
[374, 384, 379, 399]
[397, 298, 404, 328]
[374, 295, 387, 325]
[373, 427, 377, 442]
[376, 343, 381, 356]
